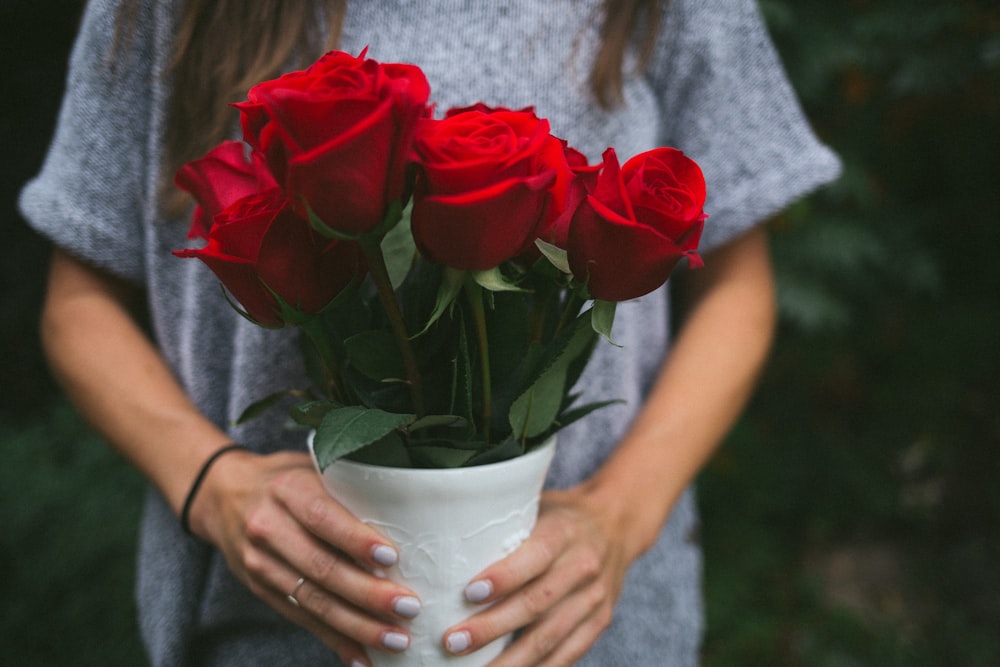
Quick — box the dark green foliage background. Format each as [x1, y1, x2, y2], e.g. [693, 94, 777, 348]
[2, 0, 997, 663]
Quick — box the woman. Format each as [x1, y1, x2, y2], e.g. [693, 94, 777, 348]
[21, 0, 840, 665]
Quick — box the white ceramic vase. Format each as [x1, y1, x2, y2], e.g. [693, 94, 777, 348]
[308, 436, 557, 667]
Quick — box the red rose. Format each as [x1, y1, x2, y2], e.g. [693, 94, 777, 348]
[410, 106, 569, 270]
[568, 147, 706, 301]
[234, 50, 431, 235]
[174, 188, 364, 326]
[533, 142, 601, 251]
[174, 140, 277, 240]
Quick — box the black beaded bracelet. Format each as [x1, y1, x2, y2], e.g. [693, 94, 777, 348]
[180, 443, 249, 536]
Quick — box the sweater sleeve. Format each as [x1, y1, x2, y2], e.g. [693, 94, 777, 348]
[18, 0, 159, 284]
[649, 0, 841, 253]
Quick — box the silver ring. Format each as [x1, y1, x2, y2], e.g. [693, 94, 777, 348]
[287, 576, 306, 608]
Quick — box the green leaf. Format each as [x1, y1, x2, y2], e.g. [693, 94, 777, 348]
[381, 205, 415, 290]
[344, 330, 405, 381]
[406, 414, 464, 432]
[345, 432, 411, 467]
[314, 406, 415, 470]
[484, 291, 532, 389]
[450, 315, 476, 430]
[415, 267, 465, 337]
[407, 445, 474, 468]
[591, 300, 620, 346]
[288, 400, 339, 429]
[235, 389, 302, 424]
[535, 239, 571, 274]
[307, 205, 358, 241]
[369, 198, 404, 237]
[218, 283, 281, 328]
[509, 367, 565, 440]
[340, 366, 411, 413]
[307, 198, 403, 241]
[408, 435, 486, 450]
[508, 311, 597, 440]
[298, 330, 329, 397]
[472, 266, 528, 293]
[555, 399, 623, 431]
[562, 332, 599, 404]
[463, 437, 523, 467]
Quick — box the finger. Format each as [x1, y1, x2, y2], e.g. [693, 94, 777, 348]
[462, 511, 573, 605]
[496, 585, 614, 667]
[260, 579, 379, 667]
[271, 461, 401, 571]
[281, 526, 422, 622]
[531, 604, 614, 667]
[253, 547, 412, 657]
[245, 493, 421, 622]
[289, 575, 413, 655]
[444, 546, 597, 656]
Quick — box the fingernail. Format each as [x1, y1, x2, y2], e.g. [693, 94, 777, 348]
[393, 595, 421, 618]
[464, 579, 492, 603]
[382, 631, 409, 652]
[445, 630, 471, 654]
[372, 544, 398, 567]
[350, 661, 368, 667]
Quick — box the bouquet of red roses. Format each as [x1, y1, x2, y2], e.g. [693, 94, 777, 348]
[175, 49, 706, 470]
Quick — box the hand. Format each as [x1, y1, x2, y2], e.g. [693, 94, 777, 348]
[189, 449, 422, 666]
[441, 485, 636, 666]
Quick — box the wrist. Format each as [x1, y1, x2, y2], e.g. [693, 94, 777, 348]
[582, 457, 686, 561]
[182, 444, 253, 540]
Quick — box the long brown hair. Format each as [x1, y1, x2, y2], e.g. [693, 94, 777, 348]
[121, 0, 660, 214]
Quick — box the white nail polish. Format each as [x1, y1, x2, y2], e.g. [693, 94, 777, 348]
[446, 630, 471, 654]
[464, 579, 492, 603]
[382, 631, 409, 652]
[394, 595, 421, 618]
[372, 544, 398, 567]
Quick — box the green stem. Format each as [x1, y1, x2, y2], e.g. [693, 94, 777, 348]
[554, 288, 585, 338]
[464, 280, 492, 444]
[359, 234, 425, 417]
[528, 282, 557, 343]
[300, 317, 345, 402]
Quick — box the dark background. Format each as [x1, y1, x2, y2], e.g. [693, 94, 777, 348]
[2, 0, 998, 664]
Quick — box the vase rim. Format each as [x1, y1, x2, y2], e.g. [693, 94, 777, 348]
[309, 433, 556, 475]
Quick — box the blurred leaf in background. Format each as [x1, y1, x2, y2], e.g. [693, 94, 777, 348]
[0, 0, 80, 420]
[701, 1, 1000, 665]
[1, 2, 148, 663]
[0, 403, 146, 665]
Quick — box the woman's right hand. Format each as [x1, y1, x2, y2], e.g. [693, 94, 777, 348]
[41, 249, 419, 666]
[188, 448, 421, 666]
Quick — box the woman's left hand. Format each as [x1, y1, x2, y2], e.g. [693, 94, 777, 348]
[442, 227, 778, 665]
[441, 485, 636, 666]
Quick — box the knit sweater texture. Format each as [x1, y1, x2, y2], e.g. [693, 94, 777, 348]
[20, 0, 840, 664]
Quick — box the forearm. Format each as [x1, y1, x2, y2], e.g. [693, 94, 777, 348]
[585, 227, 776, 559]
[41, 248, 232, 516]
[41, 248, 429, 661]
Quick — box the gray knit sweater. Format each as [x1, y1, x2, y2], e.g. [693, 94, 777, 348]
[20, 1, 840, 664]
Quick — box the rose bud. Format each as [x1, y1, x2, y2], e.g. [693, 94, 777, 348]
[174, 188, 364, 326]
[411, 106, 568, 270]
[235, 49, 431, 236]
[568, 147, 706, 301]
[174, 140, 277, 240]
